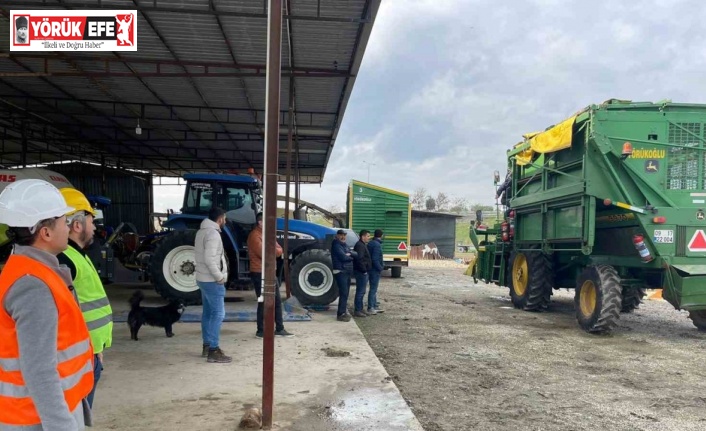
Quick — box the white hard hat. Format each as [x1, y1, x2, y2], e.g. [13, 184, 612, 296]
[0, 179, 74, 228]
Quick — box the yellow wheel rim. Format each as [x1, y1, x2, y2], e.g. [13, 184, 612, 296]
[512, 254, 528, 296]
[580, 280, 597, 317]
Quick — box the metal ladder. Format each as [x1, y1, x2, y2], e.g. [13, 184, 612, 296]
[491, 242, 507, 285]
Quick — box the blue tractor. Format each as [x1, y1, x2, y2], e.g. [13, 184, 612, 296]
[149, 173, 346, 305]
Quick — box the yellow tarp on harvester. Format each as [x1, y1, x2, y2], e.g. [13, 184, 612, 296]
[516, 115, 577, 166]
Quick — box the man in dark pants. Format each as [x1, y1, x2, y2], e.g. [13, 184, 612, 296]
[331, 229, 354, 322]
[352, 230, 373, 317]
[248, 213, 294, 338]
[367, 229, 385, 314]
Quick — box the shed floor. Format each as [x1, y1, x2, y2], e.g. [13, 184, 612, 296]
[93, 285, 422, 430]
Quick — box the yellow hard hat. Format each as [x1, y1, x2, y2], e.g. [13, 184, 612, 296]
[59, 188, 96, 217]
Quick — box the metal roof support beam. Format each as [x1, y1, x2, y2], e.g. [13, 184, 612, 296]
[9, 2, 370, 23]
[0, 95, 339, 117]
[1, 53, 344, 75]
[0, 71, 350, 78]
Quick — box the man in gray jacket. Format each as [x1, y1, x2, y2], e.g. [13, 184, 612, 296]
[195, 207, 232, 363]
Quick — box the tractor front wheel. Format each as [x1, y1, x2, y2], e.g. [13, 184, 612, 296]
[575, 265, 622, 333]
[290, 249, 339, 305]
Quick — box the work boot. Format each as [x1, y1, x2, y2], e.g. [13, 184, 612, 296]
[337, 313, 352, 322]
[373, 307, 384, 313]
[366, 308, 378, 315]
[207, 348, 232, 363]
[202, 343, 210, 357]
[353, 310, 367, 318]
[275, 329, 295, 337]
[256, 330, 263, 338]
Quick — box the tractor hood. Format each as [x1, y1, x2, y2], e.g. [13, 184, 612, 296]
[276, 218, 337, 240]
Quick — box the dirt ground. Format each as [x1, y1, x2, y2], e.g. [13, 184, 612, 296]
[356, 262, 706, 431]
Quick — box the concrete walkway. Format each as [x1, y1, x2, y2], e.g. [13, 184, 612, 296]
[94, 285, 423, 430]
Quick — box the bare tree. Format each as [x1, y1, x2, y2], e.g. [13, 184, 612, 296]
[411, 187, 427, 210]
[435, 192, 450, 211]
[449, 196, 468, 214]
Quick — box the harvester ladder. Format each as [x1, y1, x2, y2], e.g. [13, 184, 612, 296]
[491, 242, 507, 284]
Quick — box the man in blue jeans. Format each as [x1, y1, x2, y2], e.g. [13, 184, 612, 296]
[367, 229, 385, 314]
[195, 207, 232, 363]
[331, 229, 354, 321]
[352, 230, 373, 317]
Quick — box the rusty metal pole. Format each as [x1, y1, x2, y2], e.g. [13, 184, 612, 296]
[283, 77, 294, 299]
[294, 137, 301, 209]
[262, 0, 283, 428]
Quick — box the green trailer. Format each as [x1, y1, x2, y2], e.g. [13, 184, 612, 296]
[471, 99, 706, 333]
[346, 180, 410, 278]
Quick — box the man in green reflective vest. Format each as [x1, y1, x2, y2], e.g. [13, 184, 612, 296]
[57, 188, 113, 409]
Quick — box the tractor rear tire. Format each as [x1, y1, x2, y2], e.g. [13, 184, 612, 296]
[688, 310, 706, 331]
[290, 249, 339, 305]
[508, 249, 552, 311]
[575, 265, 622, 333]
[151, 230, 203, 305]
[621, 286, 646, 313]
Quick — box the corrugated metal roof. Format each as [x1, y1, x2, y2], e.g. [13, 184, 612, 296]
[0, 0, 381, 182]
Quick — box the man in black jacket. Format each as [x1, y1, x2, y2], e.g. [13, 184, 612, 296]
[331, 229, 354, 322]
[352, 230, 372, 317]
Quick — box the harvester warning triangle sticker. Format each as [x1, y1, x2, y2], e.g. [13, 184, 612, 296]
[398, 242, 408, 251]
[688, 230, 706, 252]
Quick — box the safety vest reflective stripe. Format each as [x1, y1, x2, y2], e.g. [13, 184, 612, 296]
[0, 358, 93, 398]
[80, 296, 111, 312]
[0, 339, 91, 372]
[86, 314, 113, 331]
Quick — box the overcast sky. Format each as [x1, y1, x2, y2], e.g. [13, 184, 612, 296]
[155, 0, 706, 213]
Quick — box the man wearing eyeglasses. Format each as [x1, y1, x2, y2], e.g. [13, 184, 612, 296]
[57, 188, 113, 409]
[0, 179, 94, 430]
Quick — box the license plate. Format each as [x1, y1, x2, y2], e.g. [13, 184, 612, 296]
[653, 229, 674, 244]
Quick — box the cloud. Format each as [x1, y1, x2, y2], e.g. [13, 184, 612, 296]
[156, 0, 706, 214]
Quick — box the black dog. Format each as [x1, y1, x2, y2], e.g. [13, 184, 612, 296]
[128, 290, 185, 341]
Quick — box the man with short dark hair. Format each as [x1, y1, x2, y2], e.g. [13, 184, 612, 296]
[367, 229, 385, 314]
[247, 212, 294, 338]
[352, 230, 373, 317]
[195, 207, 231, 363]
[331, 229, 353, 321]
[57, 188, 113, 409]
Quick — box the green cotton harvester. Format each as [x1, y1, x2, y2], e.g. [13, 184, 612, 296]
[470, 99, 706, 333]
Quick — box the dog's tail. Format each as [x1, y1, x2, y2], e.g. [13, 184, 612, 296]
[129, 290, 144, 309]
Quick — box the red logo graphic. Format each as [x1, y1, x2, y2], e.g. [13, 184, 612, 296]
[115, 13, 134, 46]
[397, 242, 407, 251]
[688, 230, 706, 252]
[0, 175, 17, 183]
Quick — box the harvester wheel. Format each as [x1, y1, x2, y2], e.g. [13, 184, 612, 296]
[620, 286, 646, 313]
[687, 310, 706, 331]
[508, 249, 551, 311]
[575, 265, 621, 333]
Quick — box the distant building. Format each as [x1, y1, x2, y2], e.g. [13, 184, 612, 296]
[410, 210, 462, 258]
